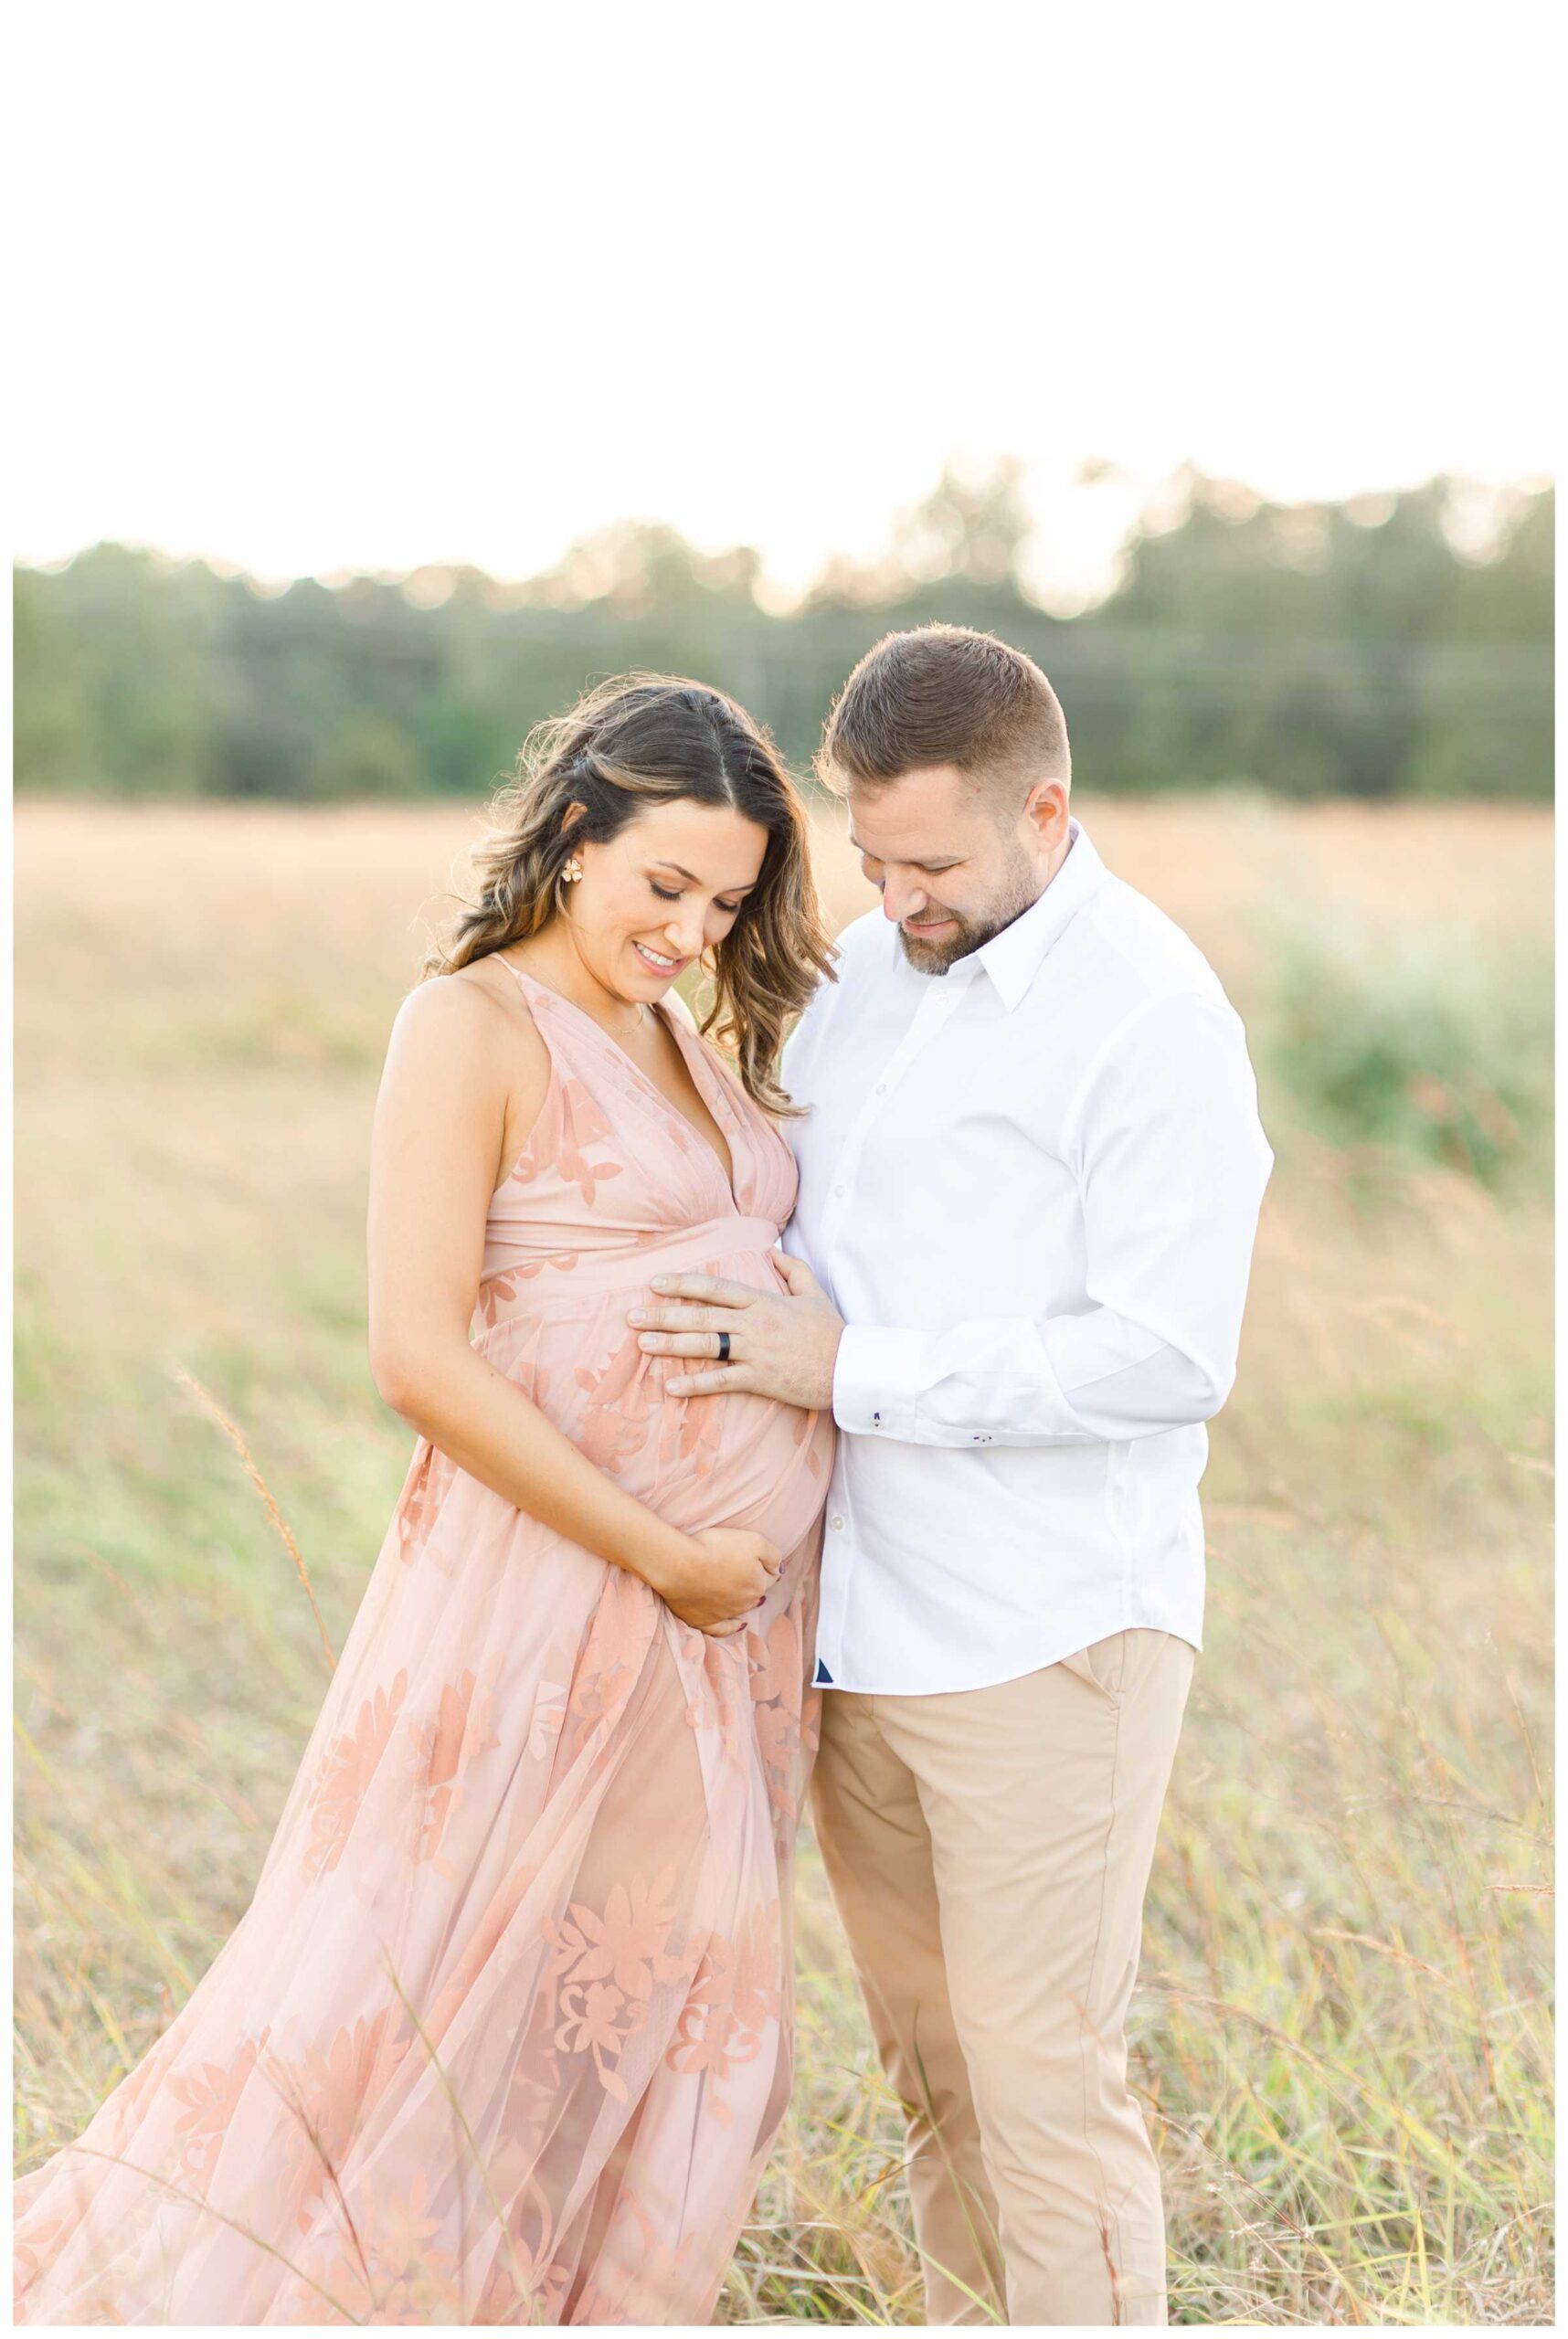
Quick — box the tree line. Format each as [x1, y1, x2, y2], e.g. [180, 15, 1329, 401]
[14, 464, 1552, 801]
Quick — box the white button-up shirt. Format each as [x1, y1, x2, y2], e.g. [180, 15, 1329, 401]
[781, 815, 1275, 1695]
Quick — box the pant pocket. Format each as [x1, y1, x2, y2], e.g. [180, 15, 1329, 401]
[1057, 1629, 1128, 1702]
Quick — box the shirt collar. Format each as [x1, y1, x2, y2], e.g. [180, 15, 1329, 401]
[961, 816, 1108, 1011]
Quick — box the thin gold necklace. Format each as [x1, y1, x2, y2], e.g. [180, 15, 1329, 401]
[501, 949, 650, 1040]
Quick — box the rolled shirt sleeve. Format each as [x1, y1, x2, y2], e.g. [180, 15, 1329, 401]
[831, 991, 1275, 1448]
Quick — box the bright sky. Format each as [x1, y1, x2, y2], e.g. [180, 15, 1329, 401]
[10, 2, 1556, 608]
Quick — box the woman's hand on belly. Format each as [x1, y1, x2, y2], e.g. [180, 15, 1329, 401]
[644, 1524, 784, 1637]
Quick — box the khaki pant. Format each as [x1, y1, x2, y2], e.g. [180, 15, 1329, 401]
[810, 1629, 1194, 2326]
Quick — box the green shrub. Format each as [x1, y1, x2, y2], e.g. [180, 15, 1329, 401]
[1256, 913, 1552, 1184]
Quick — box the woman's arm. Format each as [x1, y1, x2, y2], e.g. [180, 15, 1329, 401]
[366, 973, 777, 1634]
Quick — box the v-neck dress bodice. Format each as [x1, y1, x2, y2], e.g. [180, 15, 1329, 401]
[482, 960, 782, 1277]
[501, 964, 744, 1208]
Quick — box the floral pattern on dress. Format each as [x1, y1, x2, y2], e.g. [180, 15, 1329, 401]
[512, 1077, 627, 1210]
[166, 2031, 271, 2183]
[405, 1668, 502, 1873]
[261, 2008, 408, 2232]
[396, 1441, 455, 1565]
[302, 1673, 408, 1879]
[664, 1903, 784, 2122]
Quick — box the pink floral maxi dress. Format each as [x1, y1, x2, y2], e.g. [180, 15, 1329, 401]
[15, 962, 833, 2325]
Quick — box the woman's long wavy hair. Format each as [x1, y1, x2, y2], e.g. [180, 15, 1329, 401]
[423, 674, 837, 1115]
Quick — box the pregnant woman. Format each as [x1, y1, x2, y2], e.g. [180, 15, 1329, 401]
[15, 676, 839, 2324]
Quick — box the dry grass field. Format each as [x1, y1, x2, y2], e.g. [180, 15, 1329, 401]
[14, 793, 1553, 2323]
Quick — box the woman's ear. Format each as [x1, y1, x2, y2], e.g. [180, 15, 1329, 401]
[559, 800, 590, 861]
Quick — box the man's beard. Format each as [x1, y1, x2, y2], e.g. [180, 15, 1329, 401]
[897, 847, 1041, 975]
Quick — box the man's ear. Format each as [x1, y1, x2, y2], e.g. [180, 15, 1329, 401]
[1022, 778, 1070, 849]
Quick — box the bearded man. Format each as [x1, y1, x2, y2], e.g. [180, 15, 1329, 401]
[629, 623, 1274, 2325]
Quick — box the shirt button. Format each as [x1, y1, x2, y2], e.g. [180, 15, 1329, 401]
[832, 1183, 846, 1199]
[831, 1515, 845, 1530]
[874, 1083, 887, 1095]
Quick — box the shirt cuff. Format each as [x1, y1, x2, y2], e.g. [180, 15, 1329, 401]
[832, 1325, 923, 1438]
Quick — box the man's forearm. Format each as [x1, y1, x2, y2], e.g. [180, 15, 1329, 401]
[832, 1306, 1237, 1448]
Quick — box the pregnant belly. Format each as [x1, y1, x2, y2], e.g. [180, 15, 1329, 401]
[653, 1383, 834, 1553]
[503, 1264, 835, 1557]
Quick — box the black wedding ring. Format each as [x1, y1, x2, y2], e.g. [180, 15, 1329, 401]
[715, 1330, 731, 1363]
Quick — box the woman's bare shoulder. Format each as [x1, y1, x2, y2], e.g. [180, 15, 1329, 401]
[386, 961, 548, 1087]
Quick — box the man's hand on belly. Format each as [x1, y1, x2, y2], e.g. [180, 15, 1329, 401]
[628, 1254, 844, 1407]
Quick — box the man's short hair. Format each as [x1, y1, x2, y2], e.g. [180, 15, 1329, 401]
[816, 623, 1071, 806]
